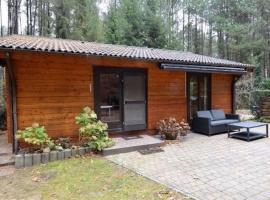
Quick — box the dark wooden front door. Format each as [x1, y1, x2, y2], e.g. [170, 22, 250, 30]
[94, 68, 147, 132]
[187, 73, 211, 122]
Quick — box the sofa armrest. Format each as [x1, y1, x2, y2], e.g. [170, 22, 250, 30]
[226, 114, 240, 120]
[192, 117, 211, 134]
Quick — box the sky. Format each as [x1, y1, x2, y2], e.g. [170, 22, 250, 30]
[1, 0, 8, 29]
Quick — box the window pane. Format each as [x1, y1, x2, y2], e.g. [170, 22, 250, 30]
[199, 76, 209, 110]
[124, 75, 145, 101]
[123, 73, 146, 131]
[188, 74, 211, 121]
[124, 104, 146, 125]
[99, 73, 121, 130]
[189, 76, 198, 120]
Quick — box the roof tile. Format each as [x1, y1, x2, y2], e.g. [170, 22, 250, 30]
[0, 35, 253, 68]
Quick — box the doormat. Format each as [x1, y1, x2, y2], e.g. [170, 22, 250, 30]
[138, 147, 164, 155]
[122, 135, 143, 140]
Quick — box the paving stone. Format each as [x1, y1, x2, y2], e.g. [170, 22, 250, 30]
[106, 127, 270, 200]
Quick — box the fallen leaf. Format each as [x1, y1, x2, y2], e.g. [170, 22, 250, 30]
[159, 190, 169, 194]
[32, 176, 40, 182]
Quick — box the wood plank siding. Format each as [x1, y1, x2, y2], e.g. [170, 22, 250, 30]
[211, 73, 234, 113]
[2, 51, 235, 142]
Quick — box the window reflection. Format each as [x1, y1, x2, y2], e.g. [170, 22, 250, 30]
[99, 73, 121, 130]
[189, 74, 210, 121]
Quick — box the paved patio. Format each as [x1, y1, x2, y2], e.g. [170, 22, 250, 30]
[0, 131, 14, 168]
[106, 126, 270, 200]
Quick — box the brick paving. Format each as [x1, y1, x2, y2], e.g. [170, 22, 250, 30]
[0, 131, 14, 167]
[106, 126, 270, 200]
[0, 131, 12, 155]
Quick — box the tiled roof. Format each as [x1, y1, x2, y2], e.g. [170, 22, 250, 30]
[0, 35, 253, 68]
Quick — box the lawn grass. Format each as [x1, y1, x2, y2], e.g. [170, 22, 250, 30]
[0, 156, 190, 200]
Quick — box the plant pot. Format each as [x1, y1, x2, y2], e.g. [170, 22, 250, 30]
[78, 147, 85, 156]
[24, 153, 33, 167]
[64, 149, 71, 159]
[57, 151, 64, 160]
[15, 154, 24, 168]
[71, 148, 77, 157]
[33, 153, 41, 166]
[41, 152, 49, 164]
[164, 132, 178, 140]
[49, 151, 57, 162]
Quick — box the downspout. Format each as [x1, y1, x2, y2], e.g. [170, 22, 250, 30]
[232, 75, 242, 114]
[5, 52, 18, 154]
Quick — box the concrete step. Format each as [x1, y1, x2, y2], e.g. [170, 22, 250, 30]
[0, 154, 15, 167]
[103, 134, 164, 156]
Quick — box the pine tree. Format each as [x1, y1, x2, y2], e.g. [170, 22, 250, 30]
[104, 1, 128, 44]
[143, 0, 166, 48]
[71, 0, 102, 41]
[53, 0, 72, 39]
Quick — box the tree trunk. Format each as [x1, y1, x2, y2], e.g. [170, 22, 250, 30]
[194, 15, 199, 53]
[26, 0, 29, 35]
[8, 0, 12, 34]
[208, 21, 212, 56]
[217, 29, 225, 58]
[201, 18, 204, 54]
[14, 0, 18, 34]
[0, 0, 2, 36]
[46, 1, 51, 36]
[32, 0, 38, 35]
[182, 0, 185, 50]
[187, 7, 191, 51]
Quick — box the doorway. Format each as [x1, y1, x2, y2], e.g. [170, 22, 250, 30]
[187, 73, 211, 122]
[94, 67, 147, 132]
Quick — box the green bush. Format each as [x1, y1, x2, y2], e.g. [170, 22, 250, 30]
[257, 117, 270, 123]
[259, 78, 270, 90]
[237, 89, 270, 116]
[236, 91, 251, 109]
[16, 123, 54, 152]
[75, 107, 114, 151]
[56, 137, 71, 149]
[250, 90, 270, 106]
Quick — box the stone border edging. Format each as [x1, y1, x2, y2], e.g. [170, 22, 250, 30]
[15, 146, 91, 168]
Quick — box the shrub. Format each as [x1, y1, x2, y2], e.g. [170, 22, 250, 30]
[236, 89, 270, 117]
[259, 78, 270, 90]
[55, 137, 71, 149]
[75, 107, 114, 151]
[157, 118, 190, 140]
[16, 123, 54, 152]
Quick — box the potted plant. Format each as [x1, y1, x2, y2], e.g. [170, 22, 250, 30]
[179, 120, 190, 137]
[156, 118, 190, 140]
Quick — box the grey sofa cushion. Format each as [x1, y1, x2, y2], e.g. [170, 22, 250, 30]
[197, 111, 213, 120]
[211, 119, 239, 126]
[211, 109, 226, 120]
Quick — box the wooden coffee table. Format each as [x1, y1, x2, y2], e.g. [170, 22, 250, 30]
[228, 121, 268, 142]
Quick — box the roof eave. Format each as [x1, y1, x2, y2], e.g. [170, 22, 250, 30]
[0, 47, 254, 69]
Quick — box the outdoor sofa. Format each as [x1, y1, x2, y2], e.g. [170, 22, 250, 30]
[192, 109, 240, 136]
